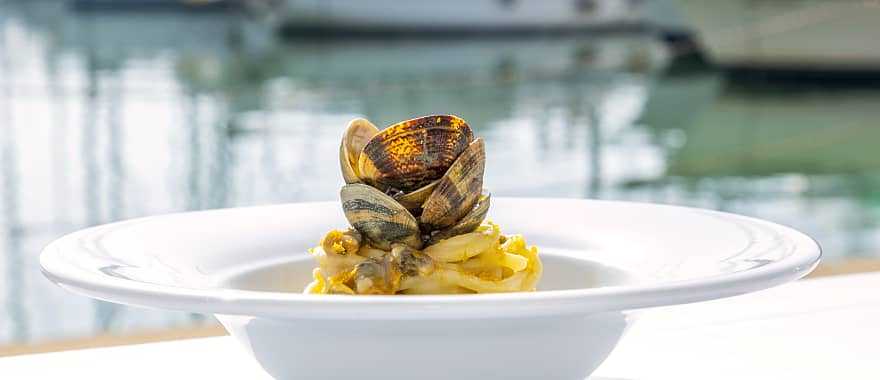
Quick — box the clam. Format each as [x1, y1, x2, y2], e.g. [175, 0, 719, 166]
[427, 191, 491, 244]
[340, 184, 422, 250]
[391, 244, 435, 277]
[393, 179, 438, 213]
[357, 115, 473, 193]
[353, 255, 401, 295]
[419, 138, 485, 230]
[338, 115, 488, 247]
[340, 118, 380, 184]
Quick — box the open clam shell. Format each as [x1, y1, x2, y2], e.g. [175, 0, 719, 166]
[340, 118, 379, 184]
[393, 179, 439, 213]
[340, 184, 423, 250]
[420, 138, 486, 230]
[357, 115, 473, 193]
[340, 144, 359, 184]
[427, 190, 491, 244]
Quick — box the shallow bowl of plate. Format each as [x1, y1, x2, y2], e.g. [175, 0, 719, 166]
[40, 198, 820, 380]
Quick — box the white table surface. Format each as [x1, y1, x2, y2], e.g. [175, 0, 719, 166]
[2, 273, 878, 379]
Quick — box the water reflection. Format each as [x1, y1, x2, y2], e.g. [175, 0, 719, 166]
[0, 1, 878, 347]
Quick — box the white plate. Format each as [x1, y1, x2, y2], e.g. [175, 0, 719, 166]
[41, 198, 820, 380]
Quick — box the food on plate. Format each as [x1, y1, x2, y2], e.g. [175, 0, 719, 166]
[305, 115, 541, 295]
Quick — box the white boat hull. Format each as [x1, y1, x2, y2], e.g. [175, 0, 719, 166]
[277, 0, 647, 31]
[675, 0, 880, 70]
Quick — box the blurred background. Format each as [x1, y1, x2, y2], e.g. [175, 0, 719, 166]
[1, 0, 879, 354]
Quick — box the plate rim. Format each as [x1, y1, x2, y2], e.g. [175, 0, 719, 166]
[40, 198, 821, 320]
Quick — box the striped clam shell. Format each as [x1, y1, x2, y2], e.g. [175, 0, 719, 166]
[339, 118, 379, 184]
[392, 179, 439, 213]
[419, 138, 485, 230]
[357, 115, 473, 193]
[340, 184, 423, 250]
[427, 190, 491, 244]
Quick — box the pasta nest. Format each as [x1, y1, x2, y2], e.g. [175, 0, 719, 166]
[305, 221, 542, 295]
